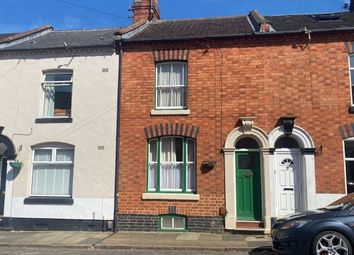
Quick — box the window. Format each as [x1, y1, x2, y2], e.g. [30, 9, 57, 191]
[159, 215, 186, 231]
[156, 62, 187, 109]
[349, 55, 354, 106]
[148, 137, 195, 192]
[344, 140, 354, 194]
[31, 146, 74, 196]
[42, 72, 73, 118]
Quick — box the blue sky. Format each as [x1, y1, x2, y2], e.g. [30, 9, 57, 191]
[0, 0, 350, 33]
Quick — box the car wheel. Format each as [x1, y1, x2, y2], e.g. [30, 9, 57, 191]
[312, 231, 352, 255]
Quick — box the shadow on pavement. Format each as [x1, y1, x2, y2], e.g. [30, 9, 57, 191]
[249, 246, 278, 255]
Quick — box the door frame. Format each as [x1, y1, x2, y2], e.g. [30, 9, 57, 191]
[269, 126, 316, 217]
[235, 149, 262, 221]
[274, 149, 302, 216]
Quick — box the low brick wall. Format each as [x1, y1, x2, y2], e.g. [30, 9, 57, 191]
[117, 214, 224, 233]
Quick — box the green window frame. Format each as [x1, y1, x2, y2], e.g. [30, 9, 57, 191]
[147, 137, 196, 193]
[158, 214, 187, 232]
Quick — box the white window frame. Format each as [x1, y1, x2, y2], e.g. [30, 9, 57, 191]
[31, 145, 74, 197]
[348, 55, 354, 106]
[160, 215, 186, 231]
[343, 139, 354, 194]
[41, 72, 73, 118]
[155, 62, 188, 110]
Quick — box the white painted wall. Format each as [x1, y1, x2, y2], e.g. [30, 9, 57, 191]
[0, 49, 118, 220]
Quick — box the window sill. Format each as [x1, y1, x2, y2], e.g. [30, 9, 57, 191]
[150, 109, 190, 116]
[142, 193, 200, 201]
[24, 196, 74, 205]
[35, 117, 73, 124]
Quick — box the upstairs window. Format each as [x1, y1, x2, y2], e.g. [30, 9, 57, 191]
[156, 62, 187, 109]
[148, 137, 195, 193]
[349, 55, 354, 106]
[31, 145, 74, 196]
[42, 72, 73, 118]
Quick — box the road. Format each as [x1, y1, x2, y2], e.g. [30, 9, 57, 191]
[0, 247, 260, 255]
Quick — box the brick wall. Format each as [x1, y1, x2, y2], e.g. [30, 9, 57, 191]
[118, 32, 354, 226]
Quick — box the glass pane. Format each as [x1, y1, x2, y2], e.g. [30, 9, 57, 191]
[345, 141, 354, 158]
[175, 138, 183, 162]
[43, 86, 55, 117]
[54, 85, 72, 117]
[238, 154, 257, 169]
[156, 87, 171, 107]
[34, 149, 52, 161]
[44, 73, 72, 82]
[350, 55, 354, 68]
[170, 63, 185, 86]
[148, 163, 157, 190]
[149, 140, 157, 162]
[161, 138, 173, 162]
[32, 164, 71, 196]
[187, 163, 195, 191]
[157, 64, 171, 86]
[161, 217, 172, 228]
[236, 137, 259, 149]
[170, 87, 185, 107]
[174, 217, 185, 229]
[351, 70, 354, 84]
[346, 161, 354, 193]
[187, 139, 195, 162]
[275, 137, 300, 149]
[56, 149, 74, 162]
[160, 163, 183, 190]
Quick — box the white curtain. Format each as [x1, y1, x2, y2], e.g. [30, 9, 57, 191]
[32, 164, 71, 196]
[157, 63, 185, 108]
[43, 86, 55, 117]
[160, 138, 183, 190]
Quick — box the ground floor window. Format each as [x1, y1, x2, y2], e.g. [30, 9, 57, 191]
[344, 140, 354, 194]
[147, 137, 195, 193]
[159, 215, 186, 231]
[31, 145, 74, 196]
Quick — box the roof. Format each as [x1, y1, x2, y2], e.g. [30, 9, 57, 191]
[126, 10, 354, 42]
[0, 33, 17, 42]
[0, 27, 120, 52]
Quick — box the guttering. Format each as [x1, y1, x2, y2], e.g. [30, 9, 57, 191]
[123, 27, 354, 43]
[113, 37, 123, 233]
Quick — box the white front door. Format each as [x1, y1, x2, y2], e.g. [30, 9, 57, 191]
[276, 151, 300, 217]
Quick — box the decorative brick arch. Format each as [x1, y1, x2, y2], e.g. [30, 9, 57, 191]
[144, 123, 200, 140]
[338, 123, 354, 139]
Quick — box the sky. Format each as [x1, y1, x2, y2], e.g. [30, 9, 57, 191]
[0, 0, 350, 33]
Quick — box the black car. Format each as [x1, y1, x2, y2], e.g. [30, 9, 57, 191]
[272, 193, 354, 255]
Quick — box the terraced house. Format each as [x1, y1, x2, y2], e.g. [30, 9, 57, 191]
[0, 25, 121, 230]
[116, 0, 354, 234]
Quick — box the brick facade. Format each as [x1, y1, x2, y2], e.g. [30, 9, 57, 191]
[118, 32, 354, 231]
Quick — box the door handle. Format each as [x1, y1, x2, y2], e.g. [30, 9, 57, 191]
[244, 173, 254, 177]
[284, 188, 294, 191]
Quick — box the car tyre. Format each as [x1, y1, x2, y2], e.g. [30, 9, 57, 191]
[312, 231, 352, 255]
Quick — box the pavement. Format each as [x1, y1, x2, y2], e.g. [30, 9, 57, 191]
[0, 231, 273, 252]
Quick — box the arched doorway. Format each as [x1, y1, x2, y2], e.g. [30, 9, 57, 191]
[224, 123, 271, 233]
[0, 133, 16, 216]
[269, 126, 316, 217]
[235, 137, 262, 221]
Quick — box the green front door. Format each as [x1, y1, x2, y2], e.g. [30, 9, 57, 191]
[236, 151, 262, 221]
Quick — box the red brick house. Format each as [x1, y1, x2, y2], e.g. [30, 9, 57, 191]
[115, 0, 354, 233]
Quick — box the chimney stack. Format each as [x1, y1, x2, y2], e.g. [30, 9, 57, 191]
[131, 0, 160, 23]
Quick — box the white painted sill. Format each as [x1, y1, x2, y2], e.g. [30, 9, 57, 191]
[142, 193, 200, 201]
[150, 109, 190, 116]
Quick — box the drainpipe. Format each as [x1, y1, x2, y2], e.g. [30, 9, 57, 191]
[113, 37, 123, 233]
